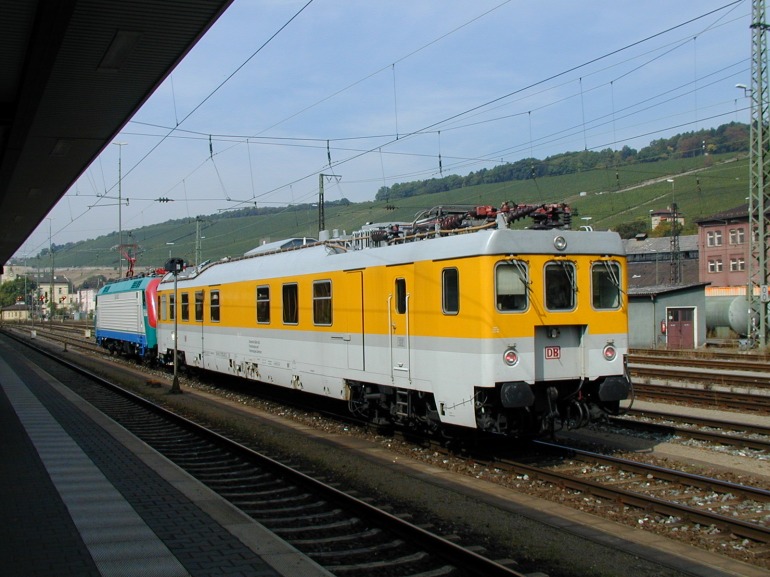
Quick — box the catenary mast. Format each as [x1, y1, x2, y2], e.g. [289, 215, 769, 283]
[747, 0, 770, 346]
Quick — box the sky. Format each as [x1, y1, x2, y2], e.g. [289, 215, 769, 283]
[16, 0, 751, 260]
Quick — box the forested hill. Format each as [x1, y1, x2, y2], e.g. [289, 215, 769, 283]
[375, 122, 749, 202]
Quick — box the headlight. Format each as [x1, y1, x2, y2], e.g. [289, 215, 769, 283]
[553, 236, 567, 251]
[602, 344, 617, 361]
[503, 348, 519, 366]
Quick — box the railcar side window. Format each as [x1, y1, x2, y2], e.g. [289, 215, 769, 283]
[545, 261, 575, 311]
[283, 283, 298, 324]
[160, 295, 167, 321]
[169, 293, 176, 320]
[181, 293, 189, 321]
[395, 278, 406, 314]
[592, 261, 622, 309]
[194, 291, 204, 322]
[442, 268, 459, 314]
[313, 280, 332, 325]
[256, 285, 270, 324]
[210, 290, 220, 322]
[495, 261, 527, 311]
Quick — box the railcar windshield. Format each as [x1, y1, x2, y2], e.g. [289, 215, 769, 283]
[495, 261, 528, 311]
[592, 261, 622, 309]
[545, 261, 575, 310]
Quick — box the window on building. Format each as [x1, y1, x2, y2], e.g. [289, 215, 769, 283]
[592, 261, 622, 309]
[708, 259, 723, 273]
[729, 228, 745, 245]
[194, 291, 204, 322]
[495, 261, 528, 311]
[442, 268, 459, 314]
[256, 285, 270, 324]
[283, 283, 298, 324]
[181, 293, 189, 321]
[730, 258, 746, 272]
[313, 281, 332, 325]
[707, 230, 723, 247]
[545, 261, 576, 311]
[210, 290, 220, 322]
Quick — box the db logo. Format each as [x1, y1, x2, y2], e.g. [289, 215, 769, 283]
[544, 346, 561, 360]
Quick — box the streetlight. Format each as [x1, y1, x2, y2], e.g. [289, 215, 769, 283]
[113, 142, 127, 278]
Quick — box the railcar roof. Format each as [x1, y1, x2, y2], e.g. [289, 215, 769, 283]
[159, 228, 625, 288]
[97, 275, 160, 295]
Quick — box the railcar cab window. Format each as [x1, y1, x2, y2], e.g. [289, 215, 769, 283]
[495, 261, 528, 311]
[395, 278, 407, 314]
[442, 268, 459, 314]
[181, 293, 189, 321]
[169, 293, 176, 320]
[283, 283, 298, 324]
[256, 285, 270, 324]
[210, 290, 220, 322]
[194, 291, 204, 322]
[545, 261, 575, 311]
[592, 261, 622, 310]
[160, 295, 167, 321]
[313, 280, 332, 325]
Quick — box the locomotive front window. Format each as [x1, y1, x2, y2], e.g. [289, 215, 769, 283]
[195, 291, 204, 322]
[256, 285, 270, 324]
[210, 290, 220, 322]
[283, 283, 298, 324]
[313, 280, 332, 326]
[592, 261, 622, 310]
[544, 261, 575, 311]
[181, 293, 189, 321]
[442, 268, 459, 314]
[495, 261, 527, 311]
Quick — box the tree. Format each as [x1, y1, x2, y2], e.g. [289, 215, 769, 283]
[0, 277, 35, 308]
[613, 219, 649, 239]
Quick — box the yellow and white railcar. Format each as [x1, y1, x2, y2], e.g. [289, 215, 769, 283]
[156, 206, 630, 437]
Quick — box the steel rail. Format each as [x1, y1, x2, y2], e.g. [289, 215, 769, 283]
[3, 330, 527, 577]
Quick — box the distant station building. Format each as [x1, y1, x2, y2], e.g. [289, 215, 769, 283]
[623, 235, 707, 349]
[695, 204, 750, 288]
[1, 303, 32, 323]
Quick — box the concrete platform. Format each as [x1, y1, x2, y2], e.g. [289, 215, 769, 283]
[0, 337, 332, 577]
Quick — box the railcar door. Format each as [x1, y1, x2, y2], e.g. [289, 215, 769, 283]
[389, 267, 413, 385]
[344, 271, 365, 371]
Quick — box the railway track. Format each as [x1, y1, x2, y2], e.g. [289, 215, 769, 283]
[631, 382, 770, 412]
[7, 327, 770, 570]
[2, 332, 526, 577]
[516, 441, 770, 545]
[610, 409, 770, 452]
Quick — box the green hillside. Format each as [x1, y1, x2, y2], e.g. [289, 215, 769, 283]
[33, 151, 749, 274]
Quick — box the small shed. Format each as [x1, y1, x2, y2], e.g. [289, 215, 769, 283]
[1, 303, 32, 323]
[628, 283, 708, 349]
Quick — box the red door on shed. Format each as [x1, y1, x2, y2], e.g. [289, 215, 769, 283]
[666, 307, 695, 349]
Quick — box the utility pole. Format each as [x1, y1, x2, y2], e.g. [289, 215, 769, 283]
[113, 142, 127, 278]
[318, 173, 341, 233]
[48, 218, 53, 324]
[747, 0, 770, 347]
[195, 217, 205, 266]
[667, 179, 681, 285]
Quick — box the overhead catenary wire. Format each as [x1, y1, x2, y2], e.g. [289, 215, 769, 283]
[25, 1, 747, 257]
